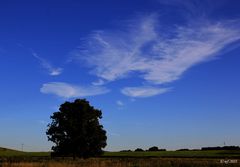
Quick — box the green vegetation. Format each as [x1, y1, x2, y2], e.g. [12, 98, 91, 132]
[0, 147, 24, 157]
[1, 147, 240, 159]
[1, 148, 240, 166]
[0, 147, 50, 157]
[103, 150, 240, 158]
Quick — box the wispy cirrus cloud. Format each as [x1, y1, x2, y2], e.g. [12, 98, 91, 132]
[72, 14, 240, 97]
[32, 52, 63, 76]
[121, 86, 171, 98]
[92, 79, 105, 86]
[157, 0, 227, 19]
[116, 100, 124, 106]
[40, 82, 109, 98]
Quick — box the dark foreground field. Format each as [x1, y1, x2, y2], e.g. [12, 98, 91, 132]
[1, 148, 240, 166]
[1, 158, 240, 167]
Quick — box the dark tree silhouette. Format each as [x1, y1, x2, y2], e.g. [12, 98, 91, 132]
[148, 146, 159, 151]
[135, 148, 144, 152]
[46, 99, 107, 158]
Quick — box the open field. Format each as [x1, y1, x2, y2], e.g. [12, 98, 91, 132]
[1, 158, 240, 167]
[2, 147, 240, 158]
[104, 150, 240, 158]
[1, 148, 240, 166]
[0, 147, 49, 158]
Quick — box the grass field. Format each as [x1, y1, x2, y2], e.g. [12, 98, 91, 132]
[0, 147, 49, 157]
[1, 147, 240, 166]
[1, 147, 240, 158]
[2, 158, 239, 167]
[104, 150, 240, 158]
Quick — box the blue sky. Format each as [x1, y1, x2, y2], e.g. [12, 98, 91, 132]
[0, 0, 240, 151]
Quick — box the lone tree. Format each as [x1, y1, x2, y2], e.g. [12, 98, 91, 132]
[46, 99, 107, 158]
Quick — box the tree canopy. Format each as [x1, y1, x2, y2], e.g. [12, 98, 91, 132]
[148, 146, 159, 151]
[134, 148, 144, 152]
[46, 99, 107, 158]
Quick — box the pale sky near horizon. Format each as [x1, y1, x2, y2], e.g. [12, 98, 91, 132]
[0, 0, 240, 151]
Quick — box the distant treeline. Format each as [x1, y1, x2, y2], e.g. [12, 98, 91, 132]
[176, 146, 240, 151]
[201, 146, 240, 151]
[120, 146, 166, 152]
[120, 146, 240, 152]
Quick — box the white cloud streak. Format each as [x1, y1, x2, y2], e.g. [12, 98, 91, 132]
[32, 52, 63, 76]
[121, 86, 171, 98]
[40, 82, 109, 98]
[73, 14, 240, 97]
[109, 132, 120, 137]
[92, 79, 105, 86]
[116, 100, 124, 106]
